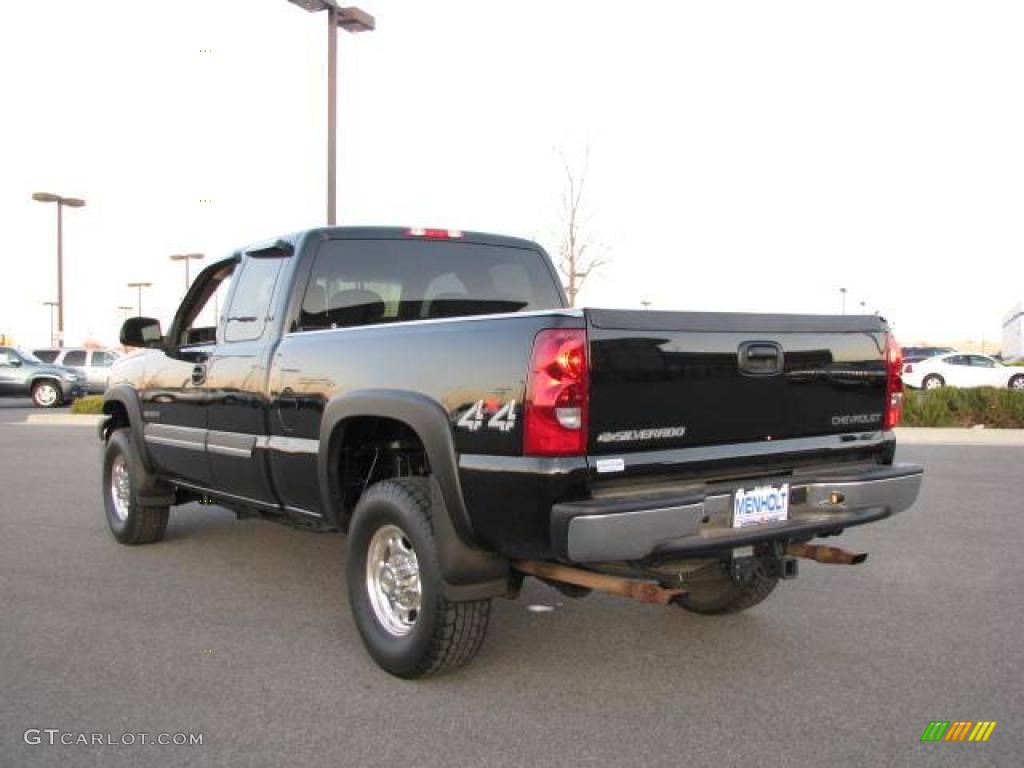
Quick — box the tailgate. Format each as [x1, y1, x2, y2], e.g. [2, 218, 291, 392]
[586, 309, 890, 454]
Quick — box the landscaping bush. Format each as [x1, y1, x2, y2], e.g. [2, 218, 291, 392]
[71, 395, 104, 415]
[902, 387, 1024, 428]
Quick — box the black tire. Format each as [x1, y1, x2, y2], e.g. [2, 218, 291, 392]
[31, 379, 63, 408]
[346, 478, 491, 679]
[1009, 374, 1024, 392]
[102, 429, 169, 545]
[922, 374, 944, 390]
[676, 563, 779, 615]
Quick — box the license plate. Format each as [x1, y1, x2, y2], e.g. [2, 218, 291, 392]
[732, 483, 790, 528]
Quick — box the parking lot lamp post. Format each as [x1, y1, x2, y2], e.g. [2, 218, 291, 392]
[32, 193, 86, 345]
[127, 282, 152, 317]
[118, 305, 133, 322]
[284, 2, 376, 225]
[169, 253, 204, 293]
[43, 301, 59, 347]
[839, 287, 847, 315]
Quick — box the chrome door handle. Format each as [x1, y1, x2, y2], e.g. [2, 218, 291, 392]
[191, 364, 207, 386]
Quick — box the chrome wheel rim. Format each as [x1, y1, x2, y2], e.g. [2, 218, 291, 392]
[35, 384, 58, 406]
[1012, 378, 1024, 391]
[925, 378, 941, 390]
[110, 454, 131, 522]
[366, 524, 421, 637]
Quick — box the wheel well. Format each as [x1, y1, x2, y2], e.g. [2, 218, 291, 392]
[102, 400, 130, 439]
[331, 416, 430, 529]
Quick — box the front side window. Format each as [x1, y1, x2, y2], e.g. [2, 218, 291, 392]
[295, 239, 562, 331]
[34, 350, 59, 363]
[224, 257, 285, 342]
[62, 350, 87, 366]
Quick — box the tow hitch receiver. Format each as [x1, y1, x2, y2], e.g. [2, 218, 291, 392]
[786, 543, 868, 565]
[512, 560, 685, 606]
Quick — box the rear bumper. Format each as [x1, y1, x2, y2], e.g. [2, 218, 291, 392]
[551, 464, 923, 562]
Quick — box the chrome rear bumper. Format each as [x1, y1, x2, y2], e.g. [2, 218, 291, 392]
[553, 464, 923, 563]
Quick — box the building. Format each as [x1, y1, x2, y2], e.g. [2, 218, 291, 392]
[1003, 303, 1023, 361]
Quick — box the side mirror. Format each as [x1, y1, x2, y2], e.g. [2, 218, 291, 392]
[120, 317, 163, 349]
[8, 357, 21, 367]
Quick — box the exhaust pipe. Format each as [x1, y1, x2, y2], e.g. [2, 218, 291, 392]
[512, 560, 685, 606]
[786, 543, 868, 565]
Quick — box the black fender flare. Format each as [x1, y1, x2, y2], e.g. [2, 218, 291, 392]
[101, 384, 154, 474]
[318, 389, 509, 594]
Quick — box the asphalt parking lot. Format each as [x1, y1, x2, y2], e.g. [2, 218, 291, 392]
[1, 403, 1021, 768]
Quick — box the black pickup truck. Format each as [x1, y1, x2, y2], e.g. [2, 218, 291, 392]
[100, 226, 923, 678]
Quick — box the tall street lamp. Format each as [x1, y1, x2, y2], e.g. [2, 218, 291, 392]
[839, 287, 847, 315]
[285, 2, 375, 225]
[118, 305, 133, 322]
[32, 192, 86, 345]
[43, 301, 59, 347]
[170, 253, 205, 292]
[127, 282, 152, 317]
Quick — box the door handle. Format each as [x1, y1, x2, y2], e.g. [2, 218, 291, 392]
[191, 364, 207, 386]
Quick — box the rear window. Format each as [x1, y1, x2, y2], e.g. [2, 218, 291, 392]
[295, 239, 563, 331]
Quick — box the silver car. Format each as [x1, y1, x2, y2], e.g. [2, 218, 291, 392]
[32, 348, 121, 394]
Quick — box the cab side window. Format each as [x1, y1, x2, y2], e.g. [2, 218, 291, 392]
[62, 350, 87, 366]
[91, 351, 116, 368]
[224, 257, 285, 343]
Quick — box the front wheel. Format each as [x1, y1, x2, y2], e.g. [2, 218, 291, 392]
[346, 478, 490, 678]
[1009, 374, 1024, 391]
[102, 429, 169, 545]
[31, 380, 62, 408]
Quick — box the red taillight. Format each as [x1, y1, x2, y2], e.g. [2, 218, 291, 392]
[884, 335, 903, 430]
[407, 227, 463, 239]
[524, 328, 588, 456]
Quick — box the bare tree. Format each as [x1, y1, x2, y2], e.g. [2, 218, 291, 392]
[554, 148, 606, 307]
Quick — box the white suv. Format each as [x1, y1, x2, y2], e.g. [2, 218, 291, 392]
[32, 348, 121, 394]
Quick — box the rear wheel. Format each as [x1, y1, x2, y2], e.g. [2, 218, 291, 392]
[923, 374, 944, 390]
[31, 379, 62, 408]
[346, 478, 491, 678]
[1009, 374, 1024, 391]
[102, 429, 169, 545]
[676, 563, 779, 615]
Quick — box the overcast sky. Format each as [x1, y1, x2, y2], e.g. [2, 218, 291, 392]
[2, 0, 1022, 349]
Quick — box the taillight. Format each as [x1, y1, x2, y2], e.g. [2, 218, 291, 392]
[524, 328, 588, 456]
[883, 335, 903, 430]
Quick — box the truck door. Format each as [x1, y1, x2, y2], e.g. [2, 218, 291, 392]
[205, 253, 287, 506]
[142, 259, 236, 488]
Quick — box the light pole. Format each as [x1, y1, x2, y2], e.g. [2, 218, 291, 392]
[285, 1, 375, 225]
[839, 287, 847, 315]
[169, 253, 204, 293]
[118, 305, 133, 322]
[32, 192, 86, 345]
[127, 282, 152, 317]
[43, 301, 59, 347]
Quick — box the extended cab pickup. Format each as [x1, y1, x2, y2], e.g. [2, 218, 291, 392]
[100, 226, 923, 678]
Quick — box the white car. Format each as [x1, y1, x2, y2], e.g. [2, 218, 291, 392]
[902, 353, 1024, 391]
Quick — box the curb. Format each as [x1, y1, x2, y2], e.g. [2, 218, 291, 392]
[23, 414, 105, 427]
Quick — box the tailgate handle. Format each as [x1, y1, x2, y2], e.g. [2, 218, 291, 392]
[738, 341, 783, 375]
